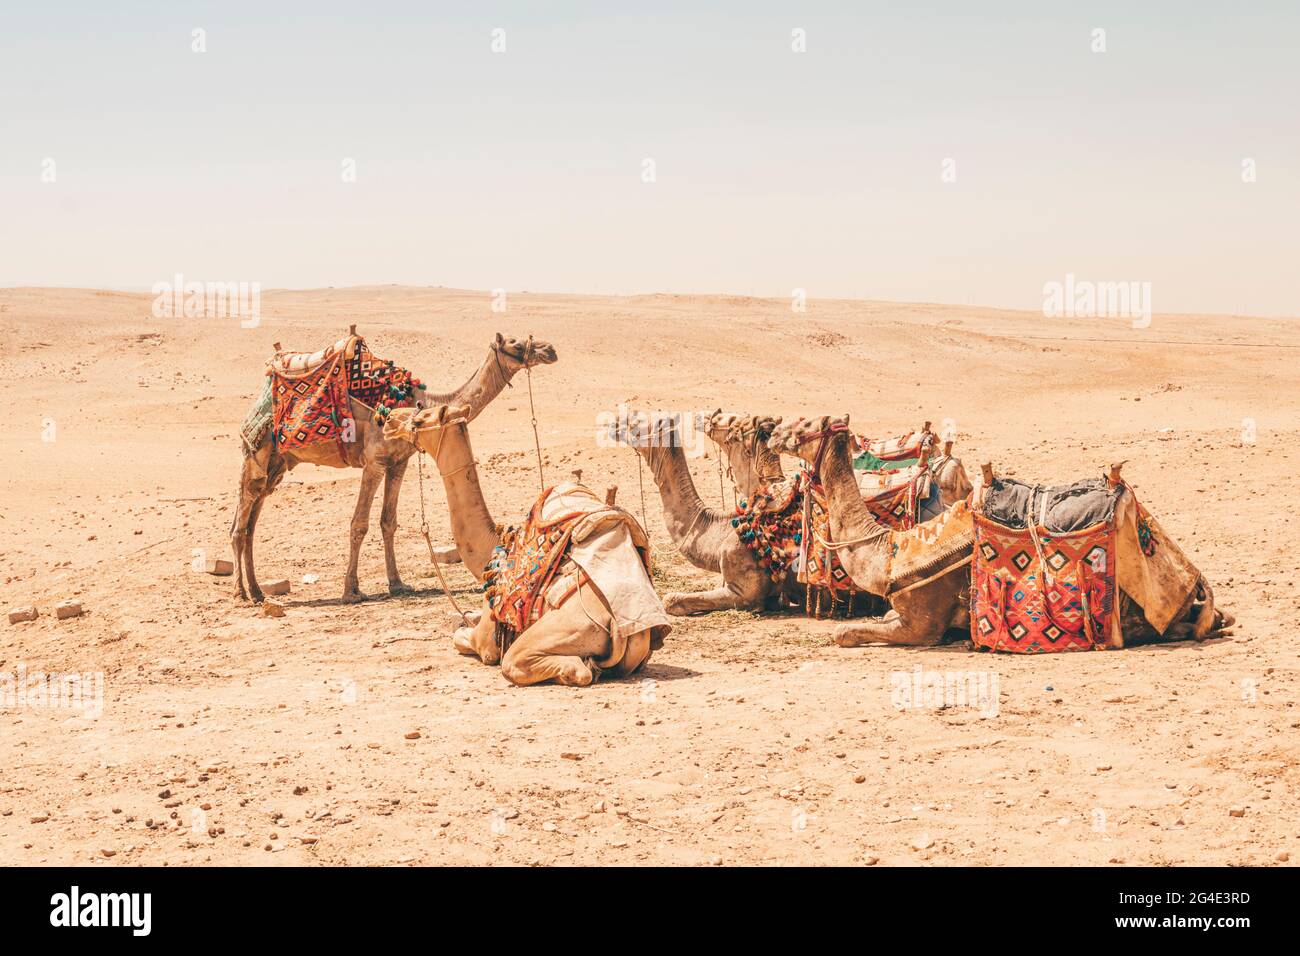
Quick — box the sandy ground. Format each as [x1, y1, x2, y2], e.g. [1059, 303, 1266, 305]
[1, 285, 1297, 867]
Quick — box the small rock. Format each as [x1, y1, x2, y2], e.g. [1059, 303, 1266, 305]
[8, 606, 38, 624]
[560, 752, 583, 761]
[263, 579, 291, 596]
[301, 573, 319, 585]
[1229, 807, 1246, 818]
[299, 836, 319, 845]
[203, 559, 234, 576]
[1277, 852, 1290, 863]
[863, 855, 879, 866]
[854, 774, 867, 784]
[55, 601, 84, 620]
[404, 731, 421, 740]
[30, 814, 50, 824]
[262, 601, 286, 618]
[1096, 765, 1112, 772]
[99, 849, 116, 858]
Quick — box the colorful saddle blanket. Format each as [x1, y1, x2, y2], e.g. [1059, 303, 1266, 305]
[250, 333, 424, 461]
[729, 476, 806, 584]
[729, 474, 859, 604]
[971, 478, 1120, 653]
[857, 468, 939, 530]
[484, 483, 667, 654]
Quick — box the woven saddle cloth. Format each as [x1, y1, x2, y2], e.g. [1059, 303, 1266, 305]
[887, 499, 975, 591]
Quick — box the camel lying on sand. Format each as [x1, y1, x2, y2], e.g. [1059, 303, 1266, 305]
[384, 404, 669, 686]
[768, 414, 972, 646]
[613, 411, 795, 615]
[232, 333, 556, 604]
[768, 414, 1233, 649]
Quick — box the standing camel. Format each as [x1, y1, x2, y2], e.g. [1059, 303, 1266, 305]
[613, 411, 790, 615]
[767, 415, 972, 646]
[231, 332, 558, 603]
[383, 404, 668, 686]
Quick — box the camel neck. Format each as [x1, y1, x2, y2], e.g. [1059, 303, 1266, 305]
[644, 443, 727, 572]
[817, 432, 890, 595]
[431, 428, 500, 581]
[424, 350, 512, 420]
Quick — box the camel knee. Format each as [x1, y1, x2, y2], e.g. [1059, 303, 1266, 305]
[349, 521, 369, 545]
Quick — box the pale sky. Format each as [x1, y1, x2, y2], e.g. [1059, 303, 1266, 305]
[2, 1, 1297, 315]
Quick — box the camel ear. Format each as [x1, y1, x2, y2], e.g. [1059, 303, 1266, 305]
[843, 412, 851, 427]
[494, 332, 505, 347]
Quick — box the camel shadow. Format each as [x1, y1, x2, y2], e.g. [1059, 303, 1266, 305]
[283, 584, 475, 610]
[636, 662, 701, 683]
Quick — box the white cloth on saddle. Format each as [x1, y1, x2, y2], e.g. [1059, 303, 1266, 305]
[539, 482, 671, 643]
[267, 334, 357, 378]
[855, 465, 932, 497]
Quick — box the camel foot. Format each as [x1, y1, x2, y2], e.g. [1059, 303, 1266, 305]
[388, 579, 413, 596]
[834, 622, 883, 647]
[248, 587, 264, 605]
[452, 626, 478, 656]
[341, 588, 367, 604]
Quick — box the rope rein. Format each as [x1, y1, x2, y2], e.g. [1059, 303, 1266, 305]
[524, 335, 545, 492]
[416, 447, 472, 628]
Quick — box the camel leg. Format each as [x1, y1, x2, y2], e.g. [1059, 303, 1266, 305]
[832, 608, 943, 647]
[231, 455, 267, 602]
[451, 607, 500, 665]
[664, 585, 753, 616]
[342, 464, 384, 603]
[231, 485, 257, 601]
[498, 597, 613, 687]
[380, 458, 411, 594]
[242, 494, 269, 604]
[664, 548, 767, 615]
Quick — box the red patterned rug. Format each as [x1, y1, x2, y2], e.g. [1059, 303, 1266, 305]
[970, 512, 1116, 653]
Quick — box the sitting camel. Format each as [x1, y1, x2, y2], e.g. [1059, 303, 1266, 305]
[613, 411, 794, 615]
[383, 404, 669, 687]
[232, 332, 557, 603]
[768, 415, 973, 646]
[769, 415, 1234, 649]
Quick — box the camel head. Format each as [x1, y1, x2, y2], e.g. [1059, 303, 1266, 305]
[698, 411, 782, 448]
[383, 403, 472, 465]
[493, 332, 558, 372]
[766, 413, 852, 468]
[608, 409, 680, 459]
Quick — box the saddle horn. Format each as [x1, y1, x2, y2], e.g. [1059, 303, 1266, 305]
[981, 462, 995, 484]
[1108, 461, 1127, 486]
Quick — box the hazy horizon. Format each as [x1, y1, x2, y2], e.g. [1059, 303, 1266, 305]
[2, 2, 1297, 317]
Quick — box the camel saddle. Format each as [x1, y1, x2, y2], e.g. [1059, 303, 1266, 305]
[268, 334, 360, 379]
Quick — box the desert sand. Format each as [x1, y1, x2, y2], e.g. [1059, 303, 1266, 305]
[1, 285, 1297, 866]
